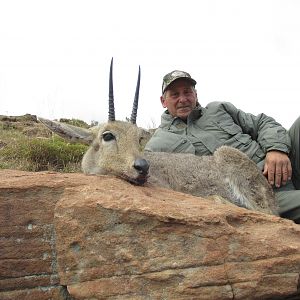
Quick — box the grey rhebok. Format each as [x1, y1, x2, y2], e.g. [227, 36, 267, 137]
[39, 58, 278, 215]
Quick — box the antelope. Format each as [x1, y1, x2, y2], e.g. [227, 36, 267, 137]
[39, 59, 278, 215]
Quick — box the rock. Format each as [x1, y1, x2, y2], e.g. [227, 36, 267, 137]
[1, 169, 300, 299]
[0, 114, 38, 123]
[0, 170, 82, 300]
[0, 114, 51, 138]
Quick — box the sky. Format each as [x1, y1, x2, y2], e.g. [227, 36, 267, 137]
[0, 0, 300, 129]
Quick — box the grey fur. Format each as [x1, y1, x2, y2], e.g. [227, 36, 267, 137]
[40, 119, 277, 215]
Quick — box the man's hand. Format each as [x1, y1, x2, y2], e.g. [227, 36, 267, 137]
[263, 150, 292, 187]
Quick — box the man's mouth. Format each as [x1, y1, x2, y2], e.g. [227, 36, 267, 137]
[177, 106, 191, 111]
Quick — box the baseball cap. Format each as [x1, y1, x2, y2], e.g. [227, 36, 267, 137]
[162, 70, 197, 94]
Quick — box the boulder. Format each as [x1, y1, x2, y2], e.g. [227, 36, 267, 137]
[0, 170, 82, 300]
[1, 169, 300, 299]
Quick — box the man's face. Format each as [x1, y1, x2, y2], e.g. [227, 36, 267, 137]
[161, 79, 198, 120]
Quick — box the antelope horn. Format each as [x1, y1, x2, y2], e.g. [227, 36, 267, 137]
[130, 66, 141, 124]
[108, 57, 115, 121]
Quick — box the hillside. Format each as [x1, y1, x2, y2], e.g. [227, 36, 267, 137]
[0, 114, 88, 172]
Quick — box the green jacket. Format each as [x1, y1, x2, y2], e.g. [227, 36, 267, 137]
[145, 102, 291, 169]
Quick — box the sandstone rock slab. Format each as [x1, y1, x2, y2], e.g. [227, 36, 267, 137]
[54, 175, 300, 299]
[1, 169, 300, 299]
[0, 170, 84, 299]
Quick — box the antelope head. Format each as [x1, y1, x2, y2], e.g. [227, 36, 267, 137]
[39, 58, 151, 185]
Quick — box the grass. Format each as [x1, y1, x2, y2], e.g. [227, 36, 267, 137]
[0, 121, 88, 173]
[0, 116, 154, 173]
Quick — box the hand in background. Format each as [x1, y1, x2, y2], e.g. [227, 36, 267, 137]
[263, 150, 292, 188]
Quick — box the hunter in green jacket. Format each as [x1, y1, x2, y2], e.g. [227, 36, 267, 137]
[145, 70, 300, 223]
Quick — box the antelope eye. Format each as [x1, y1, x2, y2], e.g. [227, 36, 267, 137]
[102, 131, 115, 142]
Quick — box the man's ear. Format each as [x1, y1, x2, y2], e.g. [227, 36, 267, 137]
[160, 96, 167, 108]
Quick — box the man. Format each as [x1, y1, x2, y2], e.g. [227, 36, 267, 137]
[145, 70, 300, 223]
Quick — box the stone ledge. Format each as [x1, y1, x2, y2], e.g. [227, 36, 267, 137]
[1, 170, 300, 299]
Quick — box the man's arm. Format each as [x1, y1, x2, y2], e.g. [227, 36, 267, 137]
[222, 102, 292, 187]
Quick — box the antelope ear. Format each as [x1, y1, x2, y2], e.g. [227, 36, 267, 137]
[38, 117, 94, 145]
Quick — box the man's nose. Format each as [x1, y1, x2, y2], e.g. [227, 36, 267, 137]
[178, 94, 188, 102]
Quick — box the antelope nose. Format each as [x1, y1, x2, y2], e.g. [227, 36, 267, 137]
[134, 158, 149, 175]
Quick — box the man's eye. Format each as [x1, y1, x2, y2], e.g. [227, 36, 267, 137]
[102, 131, 115, 141]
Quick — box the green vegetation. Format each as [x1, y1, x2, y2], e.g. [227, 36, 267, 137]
[0, 117, 88, 173]
[0, 115, 155, 173]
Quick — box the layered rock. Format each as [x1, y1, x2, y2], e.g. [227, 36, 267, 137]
[1, 170, 300, 299]
[0, 170, 81, 299]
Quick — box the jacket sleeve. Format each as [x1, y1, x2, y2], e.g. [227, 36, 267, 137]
[220, 102, 291, 154]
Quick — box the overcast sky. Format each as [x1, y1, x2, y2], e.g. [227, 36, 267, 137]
[0, 0, 299, 129]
